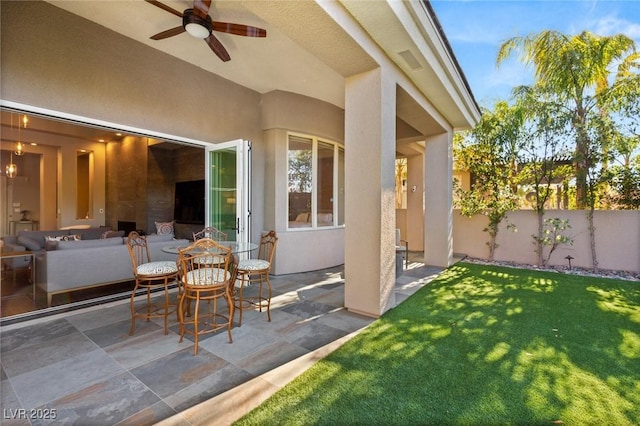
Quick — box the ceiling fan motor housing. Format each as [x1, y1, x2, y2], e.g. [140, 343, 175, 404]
[183, 8, 212, 38]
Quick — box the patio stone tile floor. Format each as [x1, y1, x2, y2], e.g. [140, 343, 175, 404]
[1, 253, 444, 426]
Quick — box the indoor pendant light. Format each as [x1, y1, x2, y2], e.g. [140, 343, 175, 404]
[14, 114, 25, 156]
[6, 113, 18, 177]
[14, 141, 24, 156]
[6, 151, 17, 178]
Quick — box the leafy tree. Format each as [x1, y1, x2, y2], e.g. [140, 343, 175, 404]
[601, 74, 640, 209]
[605, 165, 640, 209]
[288, 149, 312, 193]
[497, 30, 638, 208]
[513, 86, 573, 266]
[585, 72, 640, 268]
[454, 101, 522, 260]
[582, 110, 613, 271]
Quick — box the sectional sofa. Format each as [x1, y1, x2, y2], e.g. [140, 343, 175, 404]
[3, 228, 188, 306]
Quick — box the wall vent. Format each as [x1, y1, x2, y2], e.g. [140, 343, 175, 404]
[398, 50, 423, 70]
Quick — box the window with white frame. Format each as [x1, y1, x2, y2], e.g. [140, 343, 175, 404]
[288, 133, 344, 229]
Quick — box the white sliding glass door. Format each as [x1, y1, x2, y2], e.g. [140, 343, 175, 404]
[206, 140, 251, 244]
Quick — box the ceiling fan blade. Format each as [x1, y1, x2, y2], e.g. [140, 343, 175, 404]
[145, 0, 183, 18]
[212, 22, 266, 37]
[150, 26, 186, 40]
[192, 0, 211, 18]
[205, 34, 231, 62]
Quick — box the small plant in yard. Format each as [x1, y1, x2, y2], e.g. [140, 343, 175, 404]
[532, 217, 573, 267]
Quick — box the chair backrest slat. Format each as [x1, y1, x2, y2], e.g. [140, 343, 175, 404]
[193, 226, 228, 242]
[257, 230, 278, 264]
[178, 238, 232, 287]
[126, 231, 152, 274]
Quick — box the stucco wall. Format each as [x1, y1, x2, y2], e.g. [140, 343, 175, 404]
[454, 209, 640, 273]
[260, 91, 346, 275]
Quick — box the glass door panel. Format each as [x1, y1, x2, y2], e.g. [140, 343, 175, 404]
[206, 140, 250, 244]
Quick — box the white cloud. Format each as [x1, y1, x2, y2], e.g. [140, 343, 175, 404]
[447, 25, 503, 45]
[588, 15, 640, 40]
[471, 59, 535, 105]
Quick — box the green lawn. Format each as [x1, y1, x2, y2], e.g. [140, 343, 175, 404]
[236, 262, 640, 425]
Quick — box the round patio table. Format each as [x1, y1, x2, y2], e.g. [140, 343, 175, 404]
[161, 241, 258, 256]
[163, 241, 259, 294]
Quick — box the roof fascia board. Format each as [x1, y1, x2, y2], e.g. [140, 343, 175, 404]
[400, 0, 481, 126]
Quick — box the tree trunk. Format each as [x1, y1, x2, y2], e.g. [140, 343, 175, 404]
[586, 208, 599, 272]
[488, 226, 497, 261]
[536, 211, 544, 266]
[573, 112, 590, 209]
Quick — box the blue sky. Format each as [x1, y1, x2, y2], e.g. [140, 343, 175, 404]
[430, 0, 640, 107]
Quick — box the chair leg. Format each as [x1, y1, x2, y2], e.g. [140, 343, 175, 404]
[162, 279, 170, 335]
[237, 274, 246, 326]
[176, 283, 182, 323]
[226, 290, 234, 343]
[146, 287, 152, 322]
[193, 291, 200, 356]
[264, 273, 272, 322]
[178, 290, 186, 344]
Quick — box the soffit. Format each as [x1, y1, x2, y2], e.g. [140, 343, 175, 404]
[341, 0, 480, 129]
[38, 1, 477, 130]
[44, 0, 356, 109]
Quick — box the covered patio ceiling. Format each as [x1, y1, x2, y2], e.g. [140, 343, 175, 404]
[45, 0, 478, 131]
[45, 0, 369, 110]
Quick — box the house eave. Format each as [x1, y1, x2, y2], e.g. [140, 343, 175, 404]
[341, 0, 481, 130]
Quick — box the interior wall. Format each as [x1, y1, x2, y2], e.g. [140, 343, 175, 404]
[1, 135, 105, 232]
[146, 146, 175, 233]
[0, 149, 40, 232]
[106, 136, 147, 232]
[59, 140, 106, 229]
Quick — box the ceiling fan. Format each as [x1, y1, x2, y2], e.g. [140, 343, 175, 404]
[145, 0, 266, 62]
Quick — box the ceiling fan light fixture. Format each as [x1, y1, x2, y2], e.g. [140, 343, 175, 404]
[183, 10, 211, 39]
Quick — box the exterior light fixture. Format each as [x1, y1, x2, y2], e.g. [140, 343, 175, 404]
[565, 255, 574, 269]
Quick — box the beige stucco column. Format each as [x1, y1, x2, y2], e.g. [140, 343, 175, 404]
[344, 68, 397, 317]
[406, 153, 425, 251]
[424, 132, 453, 267]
